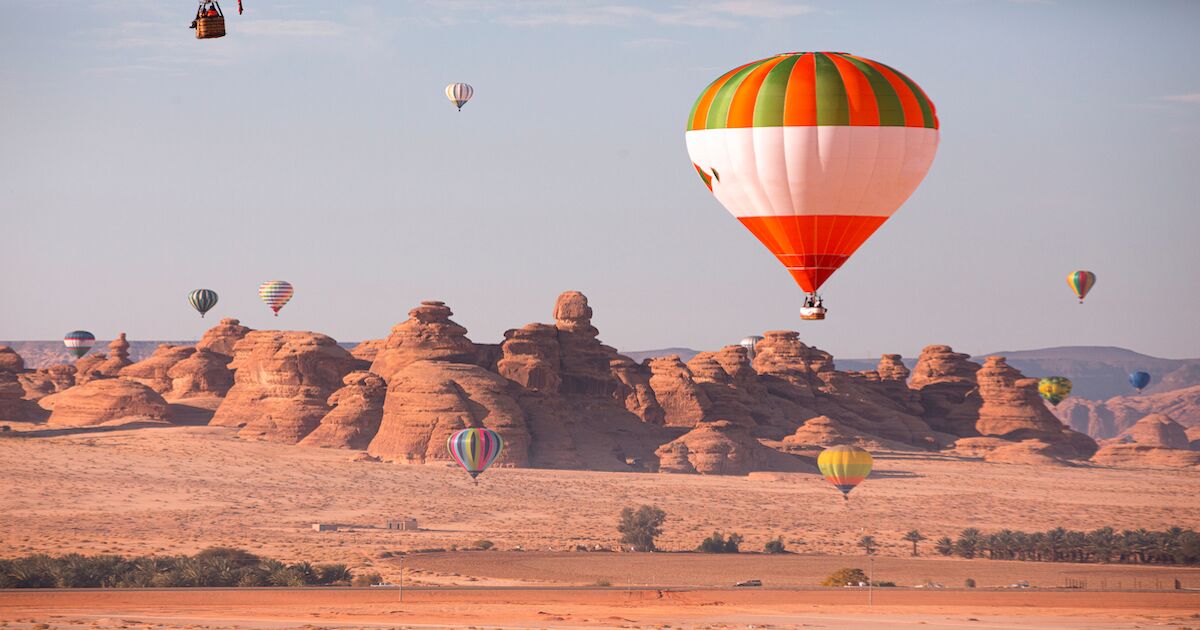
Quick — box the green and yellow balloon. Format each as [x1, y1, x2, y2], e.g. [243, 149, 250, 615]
[817, 445, 873, 501]
[1038, 376, 1072, 406]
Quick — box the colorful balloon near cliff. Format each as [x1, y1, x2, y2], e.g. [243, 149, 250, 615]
[685, 52, 939, 298]
[1067, 270, 1096, 303]
[1038, 376, 1073, 406]
[187, 289, 219, 318]
[258, 280, 293, 316]
[817, 444, 873, 500]
[447, 427, 504, 481]
[445, 83, 473, 111]
[63, 330, 96, 359]
[1129, 371, 1151, 392]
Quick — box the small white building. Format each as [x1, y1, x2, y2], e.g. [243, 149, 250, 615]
[386, 518, 418, 531]
[312, 523, 338, 532]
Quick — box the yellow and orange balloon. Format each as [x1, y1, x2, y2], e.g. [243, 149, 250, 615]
[817, 445, 873, 500]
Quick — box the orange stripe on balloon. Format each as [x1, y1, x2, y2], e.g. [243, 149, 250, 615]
[850, 55, 925, 128]
[738, 215, 888, 292]
[782, 53, 818, 126]
[828, 54, 879, 126]
[727, 55, 787, 128]
[691, 63, 754, 131]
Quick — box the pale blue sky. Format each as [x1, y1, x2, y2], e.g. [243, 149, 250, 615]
[2, 1, 1198, 359]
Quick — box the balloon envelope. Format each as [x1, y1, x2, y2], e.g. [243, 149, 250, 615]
[446, 83, 474, 110]
[740, 335, 764, 359]
[1129, 371, 1151, 392]
[188, 289, 219, 318]
[1038, 376, 1073, 406]
[63, 330, 96, 359]
[447, 427, 504, 480]
[259, 280, 294, 316]
[817, 444, 873, 499]
[1067, 270, 1096, 303]
[685, 52, 939, 295]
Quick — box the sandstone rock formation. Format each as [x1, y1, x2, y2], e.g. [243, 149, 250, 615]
[910, 345, 982, 436]
[43, 379, 168, 427]
[88, 333, 133, 379]
[780, 415, 912, 451]
[368, 361, 529, 466]
[497, 324, 562, 393]
[974, 356, 1096, 459]
[18, 365, 77, 401]
[196, 318, 252, 358]
[656, 420, 807, 475]
[608, 355, 665, 425]
[166, 349, 234, 400]
[349, 339, 385, 363]
[1059, 385, 1200, 439]
[211, 331, 359, 443]
[0, 346, 24, 373]
[1090, 414, 1200, 468]
[299, 371, 387, 450]
[949, 437, 1068, 466]
[118, 344, 196, 394]
[370, 302, 478, 381]
[647, 356, 711, 427]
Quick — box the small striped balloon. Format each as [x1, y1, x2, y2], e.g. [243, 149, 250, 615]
[63, 330, 96, 359]
[445, 82, 474, 111]
[447, 427, 504, 482]
[258, 280, 294, 316]
[817, 444, 873, 501]
[1038, 376, 1072, 406]
[1067, 270, 1096, 303]
[187, 289, 219, 318]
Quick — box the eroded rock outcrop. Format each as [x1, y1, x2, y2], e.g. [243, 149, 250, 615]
[89, 333, 133, 378]
[211, 331, 358, 443]
[370, 302, 477, 381]
[43, 379, 167, 427]
[497, 324, 562, 393]
[974, 356, 1096, 459]
[196, 318, 252, 358]
[1059, 385, 1200, 440]
[910, 345, 982, 436]
[647, 356, 711, 427]
[368, 361, 529, 465]
[1090, 414, 1200, 468]
[950, 436, 1068, 466]
[119, 344, 196, 394]
[656, 420, 807, 475]
[300, 371, 387, 449]
[18, 365, 77, 401]
[349, 339, 386, 363]
[0, 346, 24, 373]
[166, 349, 233, 400]
[781, 415, 911, 451]
[609, 355, 665, 425]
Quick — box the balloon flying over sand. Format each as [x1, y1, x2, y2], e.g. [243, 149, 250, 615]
[447, 427, 503, 482]
[817, 444, 873, 501]
[685, 52, 939, 319]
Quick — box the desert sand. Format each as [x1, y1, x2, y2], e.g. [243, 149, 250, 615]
[3, 421, 1200, 628]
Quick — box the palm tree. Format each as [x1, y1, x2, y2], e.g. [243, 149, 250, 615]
[935, 536, 954, 556]
[857, 535, 878, 556]
[902, 530, 927, 557]
[955, 528, 982, 559]
[1065, 530, 1088, 563]
[1087, 527, 1117, 564]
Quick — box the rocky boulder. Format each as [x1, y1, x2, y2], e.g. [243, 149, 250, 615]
[18, 365, 77, 401]
[196, 318, 252, 358]
[211, 331, 359, 443]
[370, 301, 478, 381]
[0, 346, 24, 373]
[166, 349, 233, 400]
[43, 379, 168, 427]
[974, 356, 1096, 459]
[655, 420, 807, 475]
[647, 356, 711, 427]
[608, 355, 665, 425]
[497, 323, 562, 393]
[368, 361, 530, 466]
[780, 415, 911, 451]
[299, 371, 387, 450]
[88, 333, 134, 379]
[949, 437, 1068, 466]
[910, 345, 982, 436]
[1115, 413, 1191, 449]
[349, 339, 386, 363]
[118, 344, 196, 394]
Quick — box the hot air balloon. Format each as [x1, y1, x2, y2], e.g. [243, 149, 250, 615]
[1067, 270, 1096, 303]
[188, 289, 219, 318]
[447, 427, 504, 482]
[1038, 376, 1073, 406]
[1129, 371, 1151, 393]
[445, 83, 474, 111]
[191, 0, 243, 39]
[685, 52, 939, 320]
[63, 330, 96, 360]
[817, 444, 873, 501]
[258, 280, 293, 316]
[740, 335, 764, 360]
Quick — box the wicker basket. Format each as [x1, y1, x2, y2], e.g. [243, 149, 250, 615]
[196, 15, 226, 39]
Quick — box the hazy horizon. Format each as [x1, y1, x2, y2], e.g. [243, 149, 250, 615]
[4, 1, 1199, 359]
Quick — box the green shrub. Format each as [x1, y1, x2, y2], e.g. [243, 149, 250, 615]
[618, 505, 667, 552]
[316, 564, 352, 585]
[352, 572, 382, 587]
[697, 531, 743, 553]
[875, 581, 897, 587]
[474, 540, 494, 550]
[764, 537, 786, 554]
[821, 568, 868, 587]
[965, 578, 976, 588]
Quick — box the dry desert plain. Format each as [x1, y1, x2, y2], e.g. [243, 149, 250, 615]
[2, 421, 1200, 628]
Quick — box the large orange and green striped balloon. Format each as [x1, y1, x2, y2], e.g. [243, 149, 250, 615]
[447, 427, 504, 481]
[685, 52, 939, 296]
[258, 280, 293, 317]
[1067, 270, 1096, 303]
[817, 444, 873, 500]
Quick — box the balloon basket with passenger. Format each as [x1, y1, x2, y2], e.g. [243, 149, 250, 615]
[191, 0, 243, 39]
[799, 294, 827, 321]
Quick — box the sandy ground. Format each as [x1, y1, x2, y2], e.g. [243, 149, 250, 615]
[0, 587, 1198, 629]
[3, 421, 1200, 628]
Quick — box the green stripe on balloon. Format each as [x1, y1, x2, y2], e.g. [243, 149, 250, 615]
[839, 55, 905, 126]
[705, 59, 769, 129]
[752, 53, 800, 128]
[813, 53, 850, 126]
